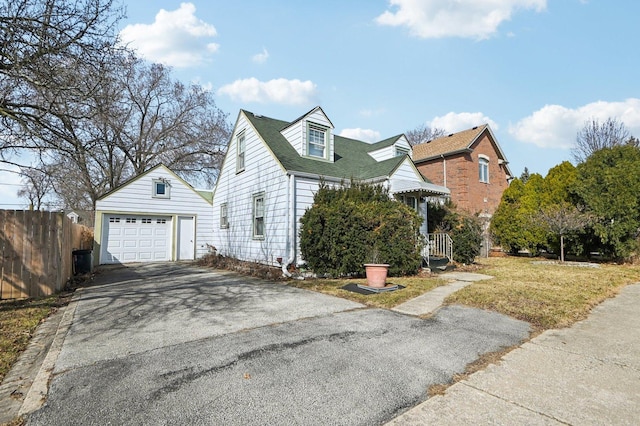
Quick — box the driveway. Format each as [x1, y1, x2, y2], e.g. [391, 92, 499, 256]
[27, 263, 530, 425]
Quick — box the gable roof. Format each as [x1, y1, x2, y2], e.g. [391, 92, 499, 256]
[412, 124, 512, 176]
[96, 163, 213, 204]
[243, 109, 411, 181]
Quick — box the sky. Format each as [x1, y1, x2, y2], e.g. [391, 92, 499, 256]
[2, 0, 639, 208]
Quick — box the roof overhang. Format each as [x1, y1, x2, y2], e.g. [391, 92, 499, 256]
[390, 179, 450, 196]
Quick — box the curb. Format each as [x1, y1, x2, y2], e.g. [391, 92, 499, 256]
[0, 291, 79, 424]
[19, 293, 79, 416]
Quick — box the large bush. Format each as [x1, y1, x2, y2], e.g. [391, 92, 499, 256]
[299, 181, 424, 277]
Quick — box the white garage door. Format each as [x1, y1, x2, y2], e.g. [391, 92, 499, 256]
[102, 215, 172, 264]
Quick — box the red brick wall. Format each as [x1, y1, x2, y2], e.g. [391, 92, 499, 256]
[415, 132, 510, 217]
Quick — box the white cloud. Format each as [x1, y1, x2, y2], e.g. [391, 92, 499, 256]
[359, 108, 386, 117]
[252, 48, 269, 64]
[339, 128, 381, 143]
[120, 3, 219, 68]
[375, 0, 546, 39]
[218, 78, 318, 105]
[509, 99, 640, 149]
[429, 111, 498, 132]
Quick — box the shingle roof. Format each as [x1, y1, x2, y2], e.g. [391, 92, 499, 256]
[412, 124, 488, 161]
[243, 110, 410, 181]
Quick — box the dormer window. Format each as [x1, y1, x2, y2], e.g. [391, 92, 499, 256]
[307, 123, 328, 159]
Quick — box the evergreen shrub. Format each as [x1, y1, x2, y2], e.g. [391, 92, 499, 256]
[299, 181, 424, 277]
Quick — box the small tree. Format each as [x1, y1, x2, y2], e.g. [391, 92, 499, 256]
[535, 204, 595, 262]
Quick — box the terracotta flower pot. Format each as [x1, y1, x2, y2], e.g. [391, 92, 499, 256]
[363, 263, 389, 288]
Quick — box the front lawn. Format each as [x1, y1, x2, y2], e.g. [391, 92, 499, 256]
[446, 257, 640, 330]
[290, 257, 640, 331]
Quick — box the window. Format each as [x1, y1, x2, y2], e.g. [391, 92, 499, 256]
[236, 130, 246, 173]
[404, 196, 417, 211]
[253, 193, 265, 239]
[307, 123, 327, 158]
[153, 179, 171, 198]
[220, 203, 229, 229]
[479, 156, 489, 183]
[156, 218, 167, 224]
[142, 218, 152, 224]
[395, 146, 410, 157]
[109, 217, 120, 223]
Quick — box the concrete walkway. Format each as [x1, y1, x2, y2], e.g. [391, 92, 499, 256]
[392, 272, 494, 316]
[387, 283, 640, 425]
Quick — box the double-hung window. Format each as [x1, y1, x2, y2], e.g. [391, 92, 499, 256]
[236, 130, 246, 173]
[307, 123, 327, 158]
[253, 193, 265, 239]
[479, 156, 489, 183]
[220, 203, 229, 229]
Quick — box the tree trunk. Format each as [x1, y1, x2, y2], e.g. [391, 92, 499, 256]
[560, 234, 565, 262]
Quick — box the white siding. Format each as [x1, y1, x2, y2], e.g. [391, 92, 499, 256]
[294, 177, 323, 265]
[212, 112, 289, 265]
[369, 137, 411, 162]
[369, 146, 395, 161]
[390, 158, 424, 182]
[95, 165, 214, 263]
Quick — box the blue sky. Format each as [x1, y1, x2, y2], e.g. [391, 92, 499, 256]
[2, 0, 639, 207]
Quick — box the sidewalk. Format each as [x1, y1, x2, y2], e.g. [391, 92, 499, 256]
[388, 283, 640, 425]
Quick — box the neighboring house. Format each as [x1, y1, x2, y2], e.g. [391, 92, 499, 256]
[211, 106, 449, 272]
[65, 210, 95, 227]
[411, 124, 513, 219]
[94, 164, 214, 265]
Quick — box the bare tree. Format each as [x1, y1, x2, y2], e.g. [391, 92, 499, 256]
[572, 118, 632, 163]
[0, 0, 124, 157]
[17, 166, 54, 210]
[33, 55, 230, 209]
[405, 124, 447, 146]
[536, 203, 595, 262]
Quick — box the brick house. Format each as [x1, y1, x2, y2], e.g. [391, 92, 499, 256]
[411, 124, 513, 220]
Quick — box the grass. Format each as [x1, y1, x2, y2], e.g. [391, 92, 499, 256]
[445, 257, 640, 330]
[0, 295, 66, 384]
[289, 257, 640, 331]
[287, 274, 448, 309]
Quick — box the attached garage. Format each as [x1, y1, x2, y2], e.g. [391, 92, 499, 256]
[94, 164, 213, 265]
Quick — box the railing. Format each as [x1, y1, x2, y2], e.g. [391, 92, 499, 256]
[421, 232, 453, 266]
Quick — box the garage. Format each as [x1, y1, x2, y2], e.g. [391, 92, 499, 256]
[94, 164, 214, 265]
[101, 214, 172, 264]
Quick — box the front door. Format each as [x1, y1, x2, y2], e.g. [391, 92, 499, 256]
[177, 216, 195, 260]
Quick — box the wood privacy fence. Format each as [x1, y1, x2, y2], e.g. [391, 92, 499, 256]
[0, 210, 92, 299]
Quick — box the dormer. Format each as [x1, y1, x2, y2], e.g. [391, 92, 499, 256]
[280, 106, 335, 162]
[368, 135, 411, 162]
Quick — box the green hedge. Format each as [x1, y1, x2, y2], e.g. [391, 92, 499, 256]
[299, 181, 424, 277]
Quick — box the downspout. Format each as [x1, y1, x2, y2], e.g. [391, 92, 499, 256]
[282, 173, 295, 277]
[441, 154, 447, 187]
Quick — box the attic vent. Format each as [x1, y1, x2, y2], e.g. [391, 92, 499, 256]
[472, 126, 478, 129]
[448, 133, 454, 137]
[255, 114, 262, 118]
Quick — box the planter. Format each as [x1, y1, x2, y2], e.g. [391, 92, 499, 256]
[363, 263, 390, 288]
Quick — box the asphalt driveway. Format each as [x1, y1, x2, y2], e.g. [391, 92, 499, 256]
[27, 262, 530, 425]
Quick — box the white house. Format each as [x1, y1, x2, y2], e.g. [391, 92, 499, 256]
[211, 107, 449, 275]
[94, 164, 214, 264]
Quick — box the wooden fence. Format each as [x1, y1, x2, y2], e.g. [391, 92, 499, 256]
[0, 210, 93, 299]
